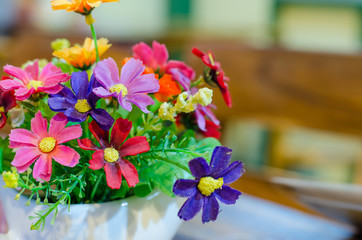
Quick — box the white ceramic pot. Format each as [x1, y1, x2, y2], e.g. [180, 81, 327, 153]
[0, 179, 182, 240]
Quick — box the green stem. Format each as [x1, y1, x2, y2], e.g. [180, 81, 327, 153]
[190, 76, 204, 88]
[90, 173, 103, 202]
[90, 23, 100, 62]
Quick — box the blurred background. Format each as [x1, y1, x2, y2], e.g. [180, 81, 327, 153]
[2, 0, 362, 219]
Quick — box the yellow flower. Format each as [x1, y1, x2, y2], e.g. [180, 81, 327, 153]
[158, 102, 176, 122]
[53, 38, 111, 70]
[51, 0, 119, 15]
[192, 87, 213, 106]
[174, 92, 196, 113]
[2, 169, 19, 189]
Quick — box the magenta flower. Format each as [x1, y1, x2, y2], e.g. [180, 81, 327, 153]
[93, 58, 159, 113]
[9, 111, 82, 181]
[0, 60, 69, 101]
[133, 41, 195, 80]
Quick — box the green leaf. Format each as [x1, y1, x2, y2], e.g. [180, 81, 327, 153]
[110, 181, 129, 200]
[134, 181, 153, 197]
[39, 99, 56, 119]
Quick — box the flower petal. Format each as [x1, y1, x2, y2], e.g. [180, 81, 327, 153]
[152, 41, 169, 67]
[209, 146, 232, 175]
[71, 71, 89, 99]
[89, 150, 105, 170]
[120, 58, 145, 86]
[119, 136, 150, 157]
[104, 163, 123, 189]
[195, 109, 206, 132]
[214, 186, 241, 205]
[118, 159, 139, 187]
[166, 60, 195, 80]
[188, 157, 210, 179]
[0, 113, 6, 129]
[64, 108, 87, 122]
[94, 58, 120, 89]
[90, 108, 114, 131]
[214, 161, 245, 184]
[24, 60, 39, 80]
[48, 113, 68, 137]
[31, 111, 48, 139]
[173, 179, 198, 198]
[132, 42, 154, 67]
[33, 154, 52, 182]
[11, 147, 41, 172]
[110, 118, 132, 148]
[126, 93, 154, 113]
[89, 121, 109, 147]
[0, 80, 23, 91]
[14, 87, 33, 101]
[9, 129, 38, 147]
[202, 194, 219, 223]
[56, 125, 83, 144]
[48, 97, 75, 111]
[93, 87, 115, 98]
[177, 192, 203, 221]
[127, 73, 159, 94]
[51, 145, 80, 167]
[3, 65, 30, 84]
[78, 138, 99, 151]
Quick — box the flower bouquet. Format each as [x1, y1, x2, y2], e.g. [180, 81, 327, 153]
[0, 0, 245, 237]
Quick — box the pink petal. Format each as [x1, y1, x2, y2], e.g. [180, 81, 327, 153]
[126, 93, 154, 113]
[119, 136, 150, 157]
[39, 63, 65, 81]
[48, 113, 67, 136]
[9, 129, 39, 147]
[0, 79, 23, 91]
[120, 58, 145, 86]
[93, 87, 115, 98]
[51, 145, 80, 167]
[56, 125, 82, 144]
[152, 41, 169, 67]
[31, 111, 48, 139]
[24, 60, 39, 80]
[119, 95, 133, 112]
[132, 42, 154, 67]
[14, 87, 33, 101]
[78, 139, 99, 151]
[111, 118, 132, 148]
[118, 159, 139, 187]
[89, 150, 105, 170]
[127, 73, 159, 94]
[3, 65, 30, 84]
[33, 154, 52, 182]
[38, 84, 63, 95]
[166, 60, 195, 80]
[104, 163, 123, 189]
[94, 58, 120, 89]
[195, 109, 206, 131]
[11, 147, 41, 173]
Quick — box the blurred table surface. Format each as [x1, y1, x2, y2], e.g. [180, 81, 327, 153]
[173, 174, 357, 240]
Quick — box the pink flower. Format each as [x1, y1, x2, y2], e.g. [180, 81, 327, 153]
[9, 111, 82, 181]
[78, 118, 150, 189]
[0, 60, 69, 101]
[133, 41, 195, 80]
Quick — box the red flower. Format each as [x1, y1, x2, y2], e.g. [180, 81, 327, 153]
[0, 77, 16, 129]
[78, 118, 150, 189]
[192, 48, 232, 107]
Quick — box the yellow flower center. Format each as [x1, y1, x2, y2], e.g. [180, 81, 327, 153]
[27, 80, 44, 90]
[39, 137, 57, 153]
[198, 177, 223, 196]
[104, 147, 119, 163]
[0, 106, 4, 112]
[109, 84, 128, 97]
[75, 99, 92, 113]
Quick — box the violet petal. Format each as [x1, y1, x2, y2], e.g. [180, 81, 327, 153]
[173, 179, 198, 198]
[188, 157, 210, 179]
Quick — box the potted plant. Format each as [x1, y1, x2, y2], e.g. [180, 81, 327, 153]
[0, 1, 244, 239]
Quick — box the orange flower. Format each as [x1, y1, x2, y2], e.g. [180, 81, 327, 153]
[53, 38, 111, 70]
[155, 74, 181, 102]
[51, 0, 118, 15]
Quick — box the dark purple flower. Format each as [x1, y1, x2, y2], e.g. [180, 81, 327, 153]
[173, 146, 244, 223]
[93, 58, 159, 113]
[48, 71, 114, 131]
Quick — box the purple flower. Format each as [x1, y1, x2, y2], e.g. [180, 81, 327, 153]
[48, 71, 114, 131]
[173, 146, 245, 223]
[93, 58, 159, 113]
